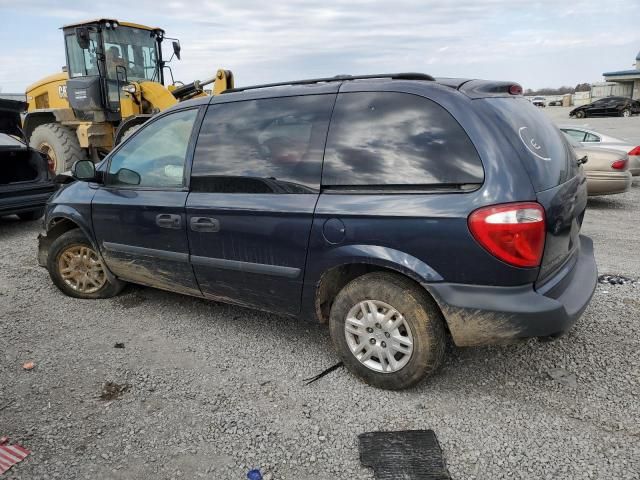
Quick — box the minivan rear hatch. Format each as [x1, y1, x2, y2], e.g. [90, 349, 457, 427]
[483, 97, 587, 284]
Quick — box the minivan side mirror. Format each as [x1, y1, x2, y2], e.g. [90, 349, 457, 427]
[72, 160, 97, 181]
[172, 41, 181, 60]
[76, 27, 91, 50]
[115, 168, 141, 186]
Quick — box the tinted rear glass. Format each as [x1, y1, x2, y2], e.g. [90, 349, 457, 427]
[191, 95, 334, 193]
[322, 92, 483, 187]
[486, 97, 576, 191]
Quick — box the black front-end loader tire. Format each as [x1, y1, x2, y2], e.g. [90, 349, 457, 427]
[29, 124, 86, 174]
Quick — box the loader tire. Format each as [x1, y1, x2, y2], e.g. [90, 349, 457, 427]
[29, 124, 86, 174]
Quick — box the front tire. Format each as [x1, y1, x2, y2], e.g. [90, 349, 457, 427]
[622, 108, 631, 118]
[47, 229, 125, 299]
[29, 124, 86, 174]
[575, 110, 586, 119]
[329, 272, 446, 390]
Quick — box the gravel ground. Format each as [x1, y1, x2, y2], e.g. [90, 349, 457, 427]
[1, 185, 639, 478]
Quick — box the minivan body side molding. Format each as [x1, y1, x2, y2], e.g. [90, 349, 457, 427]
[102, 242, 190, 263]
[102, 243, 300, 279]
[190, 255, 301, 279]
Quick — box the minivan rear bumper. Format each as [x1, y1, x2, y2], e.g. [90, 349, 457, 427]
[426, 235, 597, 346]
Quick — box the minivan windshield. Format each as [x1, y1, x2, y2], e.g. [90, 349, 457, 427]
[485, 97, 575, 191]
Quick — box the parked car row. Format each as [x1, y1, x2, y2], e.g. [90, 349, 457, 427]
[560, 126, 640, 176]
[562, 133, 631, 196]
[570, 96, 640, 118]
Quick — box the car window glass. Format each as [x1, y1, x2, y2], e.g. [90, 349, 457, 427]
[107, 108, 198, 188]
[191, 95, 334, 193]
[322, 92, 483, 187]
[584, 133, 600, 142]
[487, 97, 573, 191]
[563, 129, 586, 142]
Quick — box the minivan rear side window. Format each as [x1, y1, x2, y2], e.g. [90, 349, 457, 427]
[322, 92, 484, 188]
[191, 95, 334, 193]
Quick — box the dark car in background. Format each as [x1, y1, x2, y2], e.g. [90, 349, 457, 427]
[570, 96, 640, 118]
[36, 74, 597, 390]
[1, 99, 56, 220]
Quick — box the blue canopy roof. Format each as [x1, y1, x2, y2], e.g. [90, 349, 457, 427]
[603, 69, 640, 77]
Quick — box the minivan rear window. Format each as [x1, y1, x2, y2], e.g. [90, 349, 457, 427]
[485, 97, 576, 191]
[322, 92, 484, 188]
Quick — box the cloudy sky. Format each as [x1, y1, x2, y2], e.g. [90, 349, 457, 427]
[1, 0, 639, 93]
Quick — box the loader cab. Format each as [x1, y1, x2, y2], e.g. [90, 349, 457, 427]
[62, 19, 166, 122]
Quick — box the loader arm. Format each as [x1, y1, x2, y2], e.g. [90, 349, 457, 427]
[170, 69, 234, 100]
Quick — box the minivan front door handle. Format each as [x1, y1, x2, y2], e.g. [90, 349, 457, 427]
[156, 213, 182, 229]
[190, 216, 220, 233]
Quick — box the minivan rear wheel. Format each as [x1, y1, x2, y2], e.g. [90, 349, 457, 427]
[329, 272, 445, 390]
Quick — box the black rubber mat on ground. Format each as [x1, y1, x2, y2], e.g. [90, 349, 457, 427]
[359, 430, 451, 480]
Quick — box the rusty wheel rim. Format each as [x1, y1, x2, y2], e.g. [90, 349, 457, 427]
[58, 245, 107, 293]
[40, 142, 57, 173]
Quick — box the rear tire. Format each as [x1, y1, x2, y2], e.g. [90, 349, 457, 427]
[29, 124, 86, 174]
[17, 209, 45, 221]
[329, 272, 446, 390]
[47, 229, 125, 299]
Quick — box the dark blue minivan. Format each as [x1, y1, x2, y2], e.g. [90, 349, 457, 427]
[38, 74, 597, 389]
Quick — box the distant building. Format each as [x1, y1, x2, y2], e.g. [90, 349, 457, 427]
[603, 50, 640, 99]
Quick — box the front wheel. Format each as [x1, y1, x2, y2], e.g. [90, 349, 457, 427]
[622, 108, 631, 118]
[575, 110, 586, 119]
[329, 272, 446, 390]
[47, 229, 125, 299]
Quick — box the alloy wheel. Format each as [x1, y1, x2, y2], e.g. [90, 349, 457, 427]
[344, 299, 414, 373]
[57, 245, 107, 293]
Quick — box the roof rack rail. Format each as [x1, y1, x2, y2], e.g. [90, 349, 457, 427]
[222, 72, 435, 94]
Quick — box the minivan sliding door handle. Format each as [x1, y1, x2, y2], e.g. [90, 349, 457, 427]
[156, 213, 181, 229]
[190, 216, 220, 233]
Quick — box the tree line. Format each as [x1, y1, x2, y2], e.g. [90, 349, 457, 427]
[524, 83, 591, 96]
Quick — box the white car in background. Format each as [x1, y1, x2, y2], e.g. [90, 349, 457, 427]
[560, 126, 640, 176]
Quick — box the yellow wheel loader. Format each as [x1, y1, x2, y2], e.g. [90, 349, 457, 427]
[24, 18, 234, 173]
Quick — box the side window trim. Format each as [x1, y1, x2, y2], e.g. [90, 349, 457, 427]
[103, 106, 203, 191]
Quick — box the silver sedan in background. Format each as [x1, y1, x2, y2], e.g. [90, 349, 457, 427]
[560, 126, 640, 176]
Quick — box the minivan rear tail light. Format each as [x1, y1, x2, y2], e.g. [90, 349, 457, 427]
[468, 202, 546, 268]
[628, 146, 640, 156]
[611, 159, 628, 170]
[509, 84, 523, 95]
